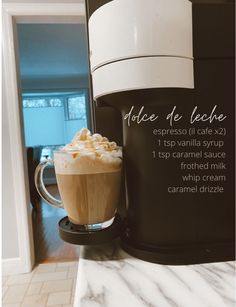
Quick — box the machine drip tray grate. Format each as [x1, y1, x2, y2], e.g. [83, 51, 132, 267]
[58, 215, 122, 245]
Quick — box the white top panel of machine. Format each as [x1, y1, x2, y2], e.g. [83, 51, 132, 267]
[92, 57, 194, 99]
[89, 0, 193, 72]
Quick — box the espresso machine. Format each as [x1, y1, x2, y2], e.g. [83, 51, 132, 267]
[59, 0, 235, 265]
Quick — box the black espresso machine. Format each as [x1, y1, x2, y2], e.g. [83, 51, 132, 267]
[59, 0, 235, 265]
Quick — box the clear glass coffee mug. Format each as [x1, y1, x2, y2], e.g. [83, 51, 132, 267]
[35, 150, 122, 231]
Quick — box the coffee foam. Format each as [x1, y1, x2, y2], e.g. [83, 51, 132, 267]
[54, 128, 122, 174]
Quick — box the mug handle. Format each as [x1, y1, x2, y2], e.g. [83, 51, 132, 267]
[34, 159, 63, 208]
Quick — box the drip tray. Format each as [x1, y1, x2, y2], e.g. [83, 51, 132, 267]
[58, 215, 122, 245]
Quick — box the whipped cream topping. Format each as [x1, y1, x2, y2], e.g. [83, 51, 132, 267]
[54, 128, 122, 174]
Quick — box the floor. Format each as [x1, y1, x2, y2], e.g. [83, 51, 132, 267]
[33, 185, 80, 263]
[2, 261, 77, 306]
[2, 185, 80, 306]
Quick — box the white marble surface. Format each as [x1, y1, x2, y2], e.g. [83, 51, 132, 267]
[74, 241, 235, 307]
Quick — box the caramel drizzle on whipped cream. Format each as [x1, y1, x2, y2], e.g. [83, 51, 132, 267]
[62, 128, 122, 162]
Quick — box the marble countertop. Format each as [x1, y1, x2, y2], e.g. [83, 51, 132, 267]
[74, 241, 235, 307]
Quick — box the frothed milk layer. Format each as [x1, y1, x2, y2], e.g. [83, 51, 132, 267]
[54, 128, 122, 175]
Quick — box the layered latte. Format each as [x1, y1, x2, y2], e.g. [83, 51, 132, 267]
[54, 128, 122, 226]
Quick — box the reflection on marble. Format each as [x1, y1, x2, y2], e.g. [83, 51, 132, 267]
[74, 241, 235, 307]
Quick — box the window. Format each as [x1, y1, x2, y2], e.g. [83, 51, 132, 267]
[22, 90, 89, 147]
[66, 95, 87, 120]
[23, 97, 63, 108]
[22, 90, 88, 123]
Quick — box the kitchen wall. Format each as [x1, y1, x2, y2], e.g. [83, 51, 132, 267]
[21, 75, 89, 91]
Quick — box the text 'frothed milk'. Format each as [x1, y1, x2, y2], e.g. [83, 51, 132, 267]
[54, 128, 122, 175]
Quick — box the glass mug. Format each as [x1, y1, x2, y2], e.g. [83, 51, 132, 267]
[35, 150, 122, 231]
